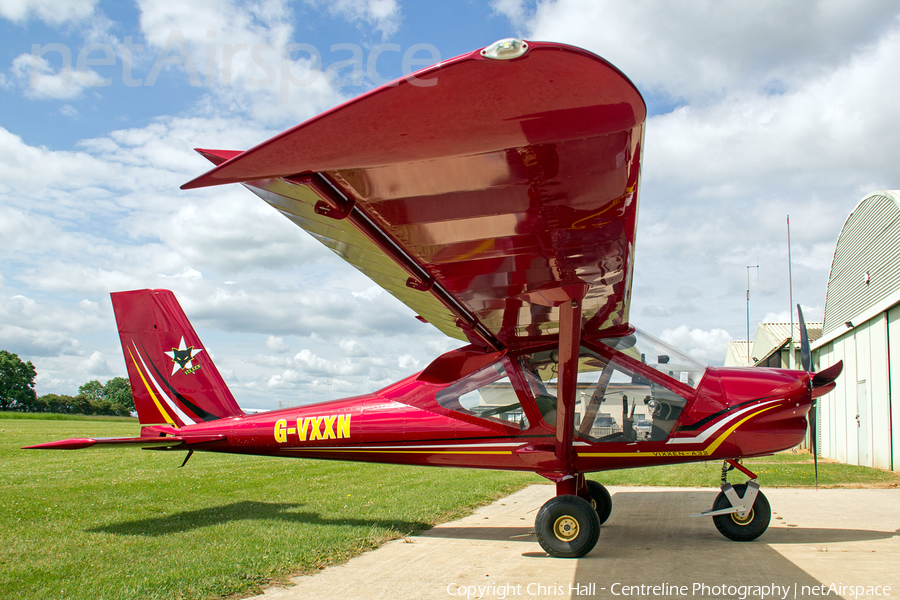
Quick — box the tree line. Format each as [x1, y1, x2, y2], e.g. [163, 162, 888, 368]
[0, 350, 135, 417]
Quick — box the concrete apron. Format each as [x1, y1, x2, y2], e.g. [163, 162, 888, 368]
[248, 485, 900, 600]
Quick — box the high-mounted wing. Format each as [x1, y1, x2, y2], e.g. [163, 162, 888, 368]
[183, 40, 646, 350]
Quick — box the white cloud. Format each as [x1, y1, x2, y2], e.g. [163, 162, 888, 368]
[489, 0, 529, 31]
[762, 303, 823, 324]
[79, 350, 113, 376]
[339, 339, 367, 357]
[309, 0, 402, 39]
[0, 0, 98, 25]
[0, 286, 110, 358]
[659, 325, 732, 366]
[352, 286, 384, 301]
[0, 126, 139, 192]
[398, 354, 419, 370]
[10, 53, 108, 99]
[521, 0, 900, 104]
[136, 0, 347, 126]
[266, 335, 290, 353]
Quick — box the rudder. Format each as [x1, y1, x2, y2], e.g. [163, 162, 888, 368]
[112, 289, 244, 427]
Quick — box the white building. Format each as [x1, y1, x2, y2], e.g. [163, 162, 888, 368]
[724, 341, 750, 367]
[724, 323, 822, 369]
[813, 190, 900, 471]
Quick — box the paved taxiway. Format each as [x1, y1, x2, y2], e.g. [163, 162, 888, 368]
[248, 485, 900, 600]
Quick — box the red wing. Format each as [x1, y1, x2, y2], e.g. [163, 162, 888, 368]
[183, 41, 646, 350]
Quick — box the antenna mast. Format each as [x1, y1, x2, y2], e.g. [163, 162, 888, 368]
[747, 261, 759, 365]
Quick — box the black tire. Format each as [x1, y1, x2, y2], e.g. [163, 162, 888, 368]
[535, 495, 601, 558]
[586, 480, 612, 525]
[711, 484, 771, 541]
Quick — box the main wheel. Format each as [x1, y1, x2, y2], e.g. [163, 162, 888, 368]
[535, 495, 600, 558]
[711, 484, 771, 541]
[585, 480, 612, 524]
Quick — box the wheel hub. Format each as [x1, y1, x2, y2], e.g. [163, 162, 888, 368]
[730, 508, 755, 526]
[553, 515, 579, 541]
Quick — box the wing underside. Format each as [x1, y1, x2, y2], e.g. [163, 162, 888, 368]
[185, 41, 646, 350]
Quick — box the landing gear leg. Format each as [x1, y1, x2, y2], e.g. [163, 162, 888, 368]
[692, 460, 771, 542]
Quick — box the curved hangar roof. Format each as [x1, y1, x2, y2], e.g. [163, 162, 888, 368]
[183, 40, 647, 351]
[823, 190, 900, 336]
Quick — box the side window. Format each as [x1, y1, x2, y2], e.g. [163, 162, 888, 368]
[518, 347, 687, 442]
[574, 358, 685, 442]
[436, 361, 529, 429]
[518, 349, 559, 426]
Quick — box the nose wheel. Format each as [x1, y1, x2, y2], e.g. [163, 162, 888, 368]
[535, 495, 600, 558]
[710, 482, 771, 541]
[692, 460, 771, 541]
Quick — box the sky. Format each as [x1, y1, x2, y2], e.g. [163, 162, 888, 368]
[2, 0, 898, 409]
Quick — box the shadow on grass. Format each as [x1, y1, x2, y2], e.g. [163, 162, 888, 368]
[89, 500, 429, 537]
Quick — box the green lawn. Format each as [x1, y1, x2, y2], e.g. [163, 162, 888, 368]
[2, 416, 897, 600]
[595, 452, 900, 488]
[2, 417, 537, 600]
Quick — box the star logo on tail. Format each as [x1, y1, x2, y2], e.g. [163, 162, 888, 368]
[165, 337, 204, 375]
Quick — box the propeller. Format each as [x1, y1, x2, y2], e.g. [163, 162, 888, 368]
[798, 304, 811, 372]
[797, 304, 843, 489]
[796, 304, 817, 488]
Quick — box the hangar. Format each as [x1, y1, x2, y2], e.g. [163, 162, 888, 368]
[813, 190, 900, 471]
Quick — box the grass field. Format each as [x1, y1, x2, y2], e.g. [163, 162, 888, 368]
[2, 415, 898, 600]
[3, 417, 538, 600]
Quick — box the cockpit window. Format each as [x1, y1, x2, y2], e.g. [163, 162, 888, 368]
[518, 346, 688, 442]
[436, 360, 529, 429]
[600, 328, 707, 389]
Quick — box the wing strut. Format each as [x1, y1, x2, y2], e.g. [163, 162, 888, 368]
[555, 284, 589, 472]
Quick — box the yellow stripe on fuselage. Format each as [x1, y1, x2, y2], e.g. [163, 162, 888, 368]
[577, 405, 779, 459]
[127, 346, 177, 428]
[282, 405, 780, 460]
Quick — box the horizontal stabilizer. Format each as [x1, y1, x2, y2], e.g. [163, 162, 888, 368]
[23, 434, 224, 450]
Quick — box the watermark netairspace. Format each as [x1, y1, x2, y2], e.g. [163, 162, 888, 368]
[20, 30, 442, 102]
[445, 582, 892, 599]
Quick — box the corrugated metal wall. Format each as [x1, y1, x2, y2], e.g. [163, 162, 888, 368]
[890, 305, 899, 471]
[816, 192, 900, 470]
[818, 313, 895, 470]
[824, 191, 900, 335]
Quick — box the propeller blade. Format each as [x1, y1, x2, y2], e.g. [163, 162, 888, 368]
[797, 304, 817, 487]
[797, 303, 811, 372]
[812, 360, 843, 388]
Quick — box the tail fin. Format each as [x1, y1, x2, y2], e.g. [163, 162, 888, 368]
[111, 289, 244, 427]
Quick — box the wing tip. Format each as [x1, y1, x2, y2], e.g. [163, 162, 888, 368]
[181, 148, 246, 190]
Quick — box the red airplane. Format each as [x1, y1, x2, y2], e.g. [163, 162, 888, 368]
[26, 39, 841, 558]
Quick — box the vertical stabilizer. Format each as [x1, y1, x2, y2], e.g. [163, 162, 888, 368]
[111, 289, 244, 427]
